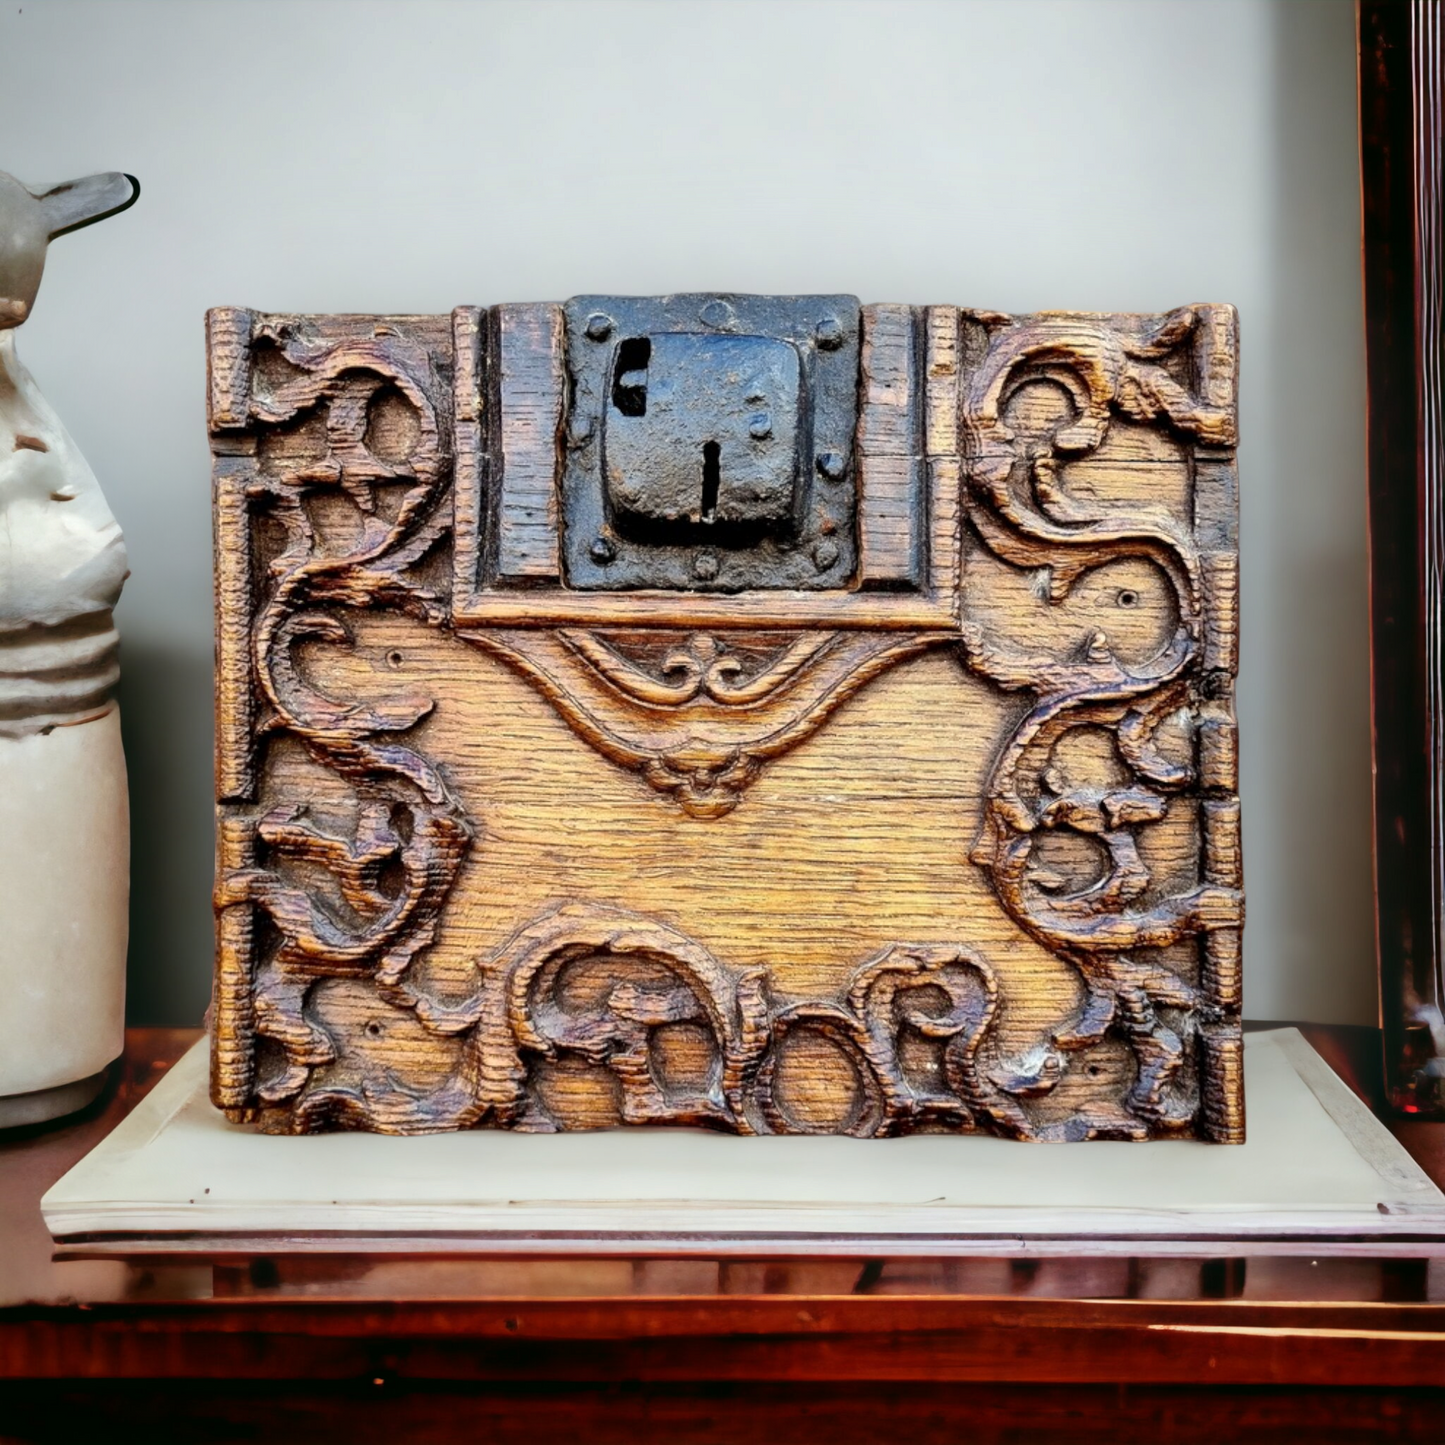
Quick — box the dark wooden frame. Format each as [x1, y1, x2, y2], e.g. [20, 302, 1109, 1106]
[1361, 0, 1445, 1114]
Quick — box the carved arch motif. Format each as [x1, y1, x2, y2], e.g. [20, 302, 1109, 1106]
[468, 626, 952, 818]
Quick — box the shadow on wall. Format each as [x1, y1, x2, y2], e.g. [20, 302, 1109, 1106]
[1260, 0, 1376, 1022]
[119, 643, 213, 1027]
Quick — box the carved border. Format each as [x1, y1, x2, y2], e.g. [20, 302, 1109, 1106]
[957, 306, 1243, 1141]
[208, 299, 1243, 1141]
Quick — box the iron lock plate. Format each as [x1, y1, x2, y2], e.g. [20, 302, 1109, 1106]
[561, 293, 860, 591]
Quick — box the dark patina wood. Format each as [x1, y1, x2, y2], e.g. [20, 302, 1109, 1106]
[1361, 0, 1445, 1115]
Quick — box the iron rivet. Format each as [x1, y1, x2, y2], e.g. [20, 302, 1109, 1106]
[694, 550, 720, 580]
[815, 317, 844, 350]
[812, 539, 840, 571]
[749, 413, 772, 440]
[585, 313, 614, 341]
[590, 536, 616, 564]
[817, 451, 846, 481]
[699, 300, 733, 330]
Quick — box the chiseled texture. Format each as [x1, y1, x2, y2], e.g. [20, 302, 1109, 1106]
[208, 298, 1243, 1143]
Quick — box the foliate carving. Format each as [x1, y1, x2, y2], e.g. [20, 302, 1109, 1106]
[959, 305, 1243, 1138]
[246, 901, 1067, 1139]
[210, 298, 1243, 1142]
[564, 630, 840, 708]
[470, 626, 948, 817]
[208, 312, 472, 1110]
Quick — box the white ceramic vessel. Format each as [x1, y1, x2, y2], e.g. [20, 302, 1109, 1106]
[0, 169, 138, 1126]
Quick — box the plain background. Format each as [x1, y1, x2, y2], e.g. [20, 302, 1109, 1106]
[0, 0, 1373, 1028]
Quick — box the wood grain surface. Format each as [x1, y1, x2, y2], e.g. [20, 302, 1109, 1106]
[206, 298, 1242, 1140]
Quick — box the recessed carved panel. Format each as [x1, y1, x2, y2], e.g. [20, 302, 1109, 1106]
[208, 297, 1244, 1141]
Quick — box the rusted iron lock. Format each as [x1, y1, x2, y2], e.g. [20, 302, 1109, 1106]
[562, 294, 861, 592]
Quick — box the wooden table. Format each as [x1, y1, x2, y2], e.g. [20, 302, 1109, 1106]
[2, 1026, 1444, 1442]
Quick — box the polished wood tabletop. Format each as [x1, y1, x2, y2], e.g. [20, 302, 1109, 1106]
[1, 1025, 1443, 1442]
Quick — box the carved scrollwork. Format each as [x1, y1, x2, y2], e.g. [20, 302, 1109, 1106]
[467, 626, 951, 818]
[213, 319, 473, 1107]
[756, 943, 1056, 1138]
[255, 901, 1070, 1138]
[210, 300, 1242, 1142]
[499, 904, 771, 1130]
[560, 630, 836, 707]
[960, 305, 1243, 1136]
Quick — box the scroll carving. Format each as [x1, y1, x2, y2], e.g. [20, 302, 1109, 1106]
[252, 902, 1074, 1139]
[210, 299, 1243, 1142]
[208, 315, 472, 1107]
[468, 626, 950, 817]
[959, 305, 1243, 1136]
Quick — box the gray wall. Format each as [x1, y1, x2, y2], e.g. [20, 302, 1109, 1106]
[0, 0, 1373, 1027]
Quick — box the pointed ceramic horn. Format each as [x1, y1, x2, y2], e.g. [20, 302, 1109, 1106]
[32, 171, 139, 239]
[0, 169, 140, 327]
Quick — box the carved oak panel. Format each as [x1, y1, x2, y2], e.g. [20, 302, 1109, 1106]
[208, 296, 1244, 1141]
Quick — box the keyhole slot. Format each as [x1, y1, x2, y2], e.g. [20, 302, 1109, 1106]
[611, 337, 651, 416]
[701, 440, 721, 524]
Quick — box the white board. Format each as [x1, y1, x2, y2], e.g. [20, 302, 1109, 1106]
[43, 1029, 1445, 1257]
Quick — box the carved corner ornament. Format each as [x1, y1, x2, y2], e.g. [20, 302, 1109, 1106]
[207, 296, 1244, 1141]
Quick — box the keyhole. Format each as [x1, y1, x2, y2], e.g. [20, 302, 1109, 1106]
[611, 337, 650, 416]
[701, 440, 721, 524]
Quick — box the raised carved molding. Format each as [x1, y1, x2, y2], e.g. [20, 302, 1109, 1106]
[276, 901, 1087, 1139]
[208, 298, 1244, 1141]
[468, 626, 951, 817]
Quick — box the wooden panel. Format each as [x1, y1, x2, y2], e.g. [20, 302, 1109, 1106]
[3, 1382, 1444, 1445]
[206, 299, 1243, 1142]
[449, 305, 484, 605]
[8, 1296, 1445, 1388]
[856, 303, 922, 586]
[490, 302, 564, 583]
[1360, 0, 1445, 1115]
[211, 457, 254, 802]
[210, 818, 256, 1109]
[205, 306, 253, 432]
